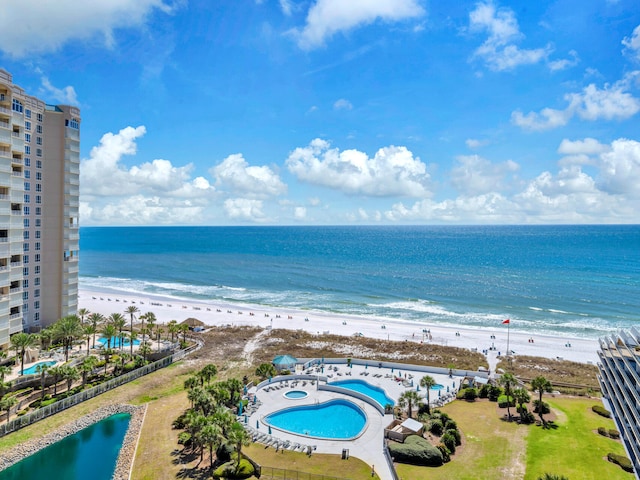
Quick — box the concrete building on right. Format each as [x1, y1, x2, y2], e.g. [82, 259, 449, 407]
[598, 328, 640, 479]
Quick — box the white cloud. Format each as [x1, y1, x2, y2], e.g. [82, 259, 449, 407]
[557, 138, 610, 156]
[223, 198, 267, 222]
[469, 1, 551, 71]
[450, 155, 519, 196]
[465, 138, 488, 149]
[597, 138, 640, 196]
[294, 206, 307, 219]
[512, 72, 640, 131]
[0, 0, 175, 57]
[39, 76, 79, 106]
[80, 126, 217, 225]
[333, 98, 353, 110]
[622, 24, 640, 61]
[286, 138, 432, 197]
[211, 153, 287, 199]
[279, 0, 293, 16]
[548, 50, 579, 72]
[291, 0, 425, 50]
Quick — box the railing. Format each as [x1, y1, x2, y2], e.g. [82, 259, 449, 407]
[382, 441, 400, 480]
[0, 339, 203, 437]
[258, 467, 352, 480]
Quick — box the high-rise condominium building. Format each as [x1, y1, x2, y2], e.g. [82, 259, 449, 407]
[598, 328, 640, 479]
[0, 69, 80, 350]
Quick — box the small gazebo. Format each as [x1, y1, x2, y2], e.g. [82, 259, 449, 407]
[272, 354, 298, 372]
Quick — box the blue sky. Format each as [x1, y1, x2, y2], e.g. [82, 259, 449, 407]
[2, 0, 640, 225]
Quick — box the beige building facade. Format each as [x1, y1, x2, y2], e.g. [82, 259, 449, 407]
[0, 69, 79, 350]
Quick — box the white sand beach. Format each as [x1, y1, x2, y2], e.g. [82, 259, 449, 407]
[78, 288, 600, 366]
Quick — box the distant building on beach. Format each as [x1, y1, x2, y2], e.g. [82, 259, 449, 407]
[0, 69, 80, 349]
[598, 328, 640, 479]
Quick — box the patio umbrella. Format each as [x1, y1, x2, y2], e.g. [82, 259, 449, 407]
[256, 420, 259, 429]
[244, 415, 247, 424]
[238, 402, 243, 415]
[268, 425, 272, 434]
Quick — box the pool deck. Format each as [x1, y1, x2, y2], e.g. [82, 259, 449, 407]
[245, 363, 462, 480]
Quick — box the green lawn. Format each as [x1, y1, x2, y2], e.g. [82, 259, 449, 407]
[524, 397, 633, 480]
[395, 397, 633, 480]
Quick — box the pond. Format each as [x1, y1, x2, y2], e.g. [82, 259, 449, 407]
[0, 413, 130, 480]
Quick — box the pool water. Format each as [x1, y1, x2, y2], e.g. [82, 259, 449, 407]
[0, 413, 130, 480]
[96, 336, 141, 348]
[265, 400, 366, 439]
[329, 379, 395, 408]
[284, 390, 308, 399]
[431, 384, 445, 390]
[22, 361, 56, 375]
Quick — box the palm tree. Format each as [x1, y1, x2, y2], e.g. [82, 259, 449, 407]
[398, 390, 422, 419]
[77, 307, 90, 325]
[101, 323, 117, 373]
[419, 375, 437, 414]
[54, 315, 83, 362]
[156, 326, 164, 351]
[109, 313, 127, 351]
[179, 323, 189, 343]
[35, 363, 50, 400]
[139, 312, 156, 347]
[61, 365, 80, 392]
[255, 363, 277, 380]
[531, 376, 553, 422]
[198, 422, 224, 469]
[79, 356, 98, 387]
[226, 422, 251, 474]
[88, 313, 104, 348]
[0, 365, 12, 399]
[10, 332, 37, 375]
[84, 325, 96, 356]
[138, 343, 152, 363]
[168, 320, 179, 343]
[125, 305, 139, 355]
[199, 364, 218, 386]
[500, 372, 517, 421]
[48, 365, 64, 396]
[512, 387, 531, 417]
[0, 395, 17, 424]
[38, 327, 54, 351]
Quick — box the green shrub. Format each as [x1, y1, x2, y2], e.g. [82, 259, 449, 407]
[478, 384, 490, 398]
[533, 400, 550, 414]
[28, 399, 41, 409]
[608, 429, 620, 439]
[436, 443, 450, 463]
[498, 395, 515, 408]
[592, 405, 611, 418]
[177, 432, 191, 447]
[463, 387, 478, 401]
[216, 443, 234, 463]
[441, 432, 457, 454]
[40, 398, 56, 407]
[17, 409, 28, 416]
[520, 410, 536, 424]
[428, 419, 444, 436]
[212, 459, 255, 479]
[488, 385, 502, 401]
[444, 419, 458, 431]
[607, 452, 634, 473]
[444, 428, 461, 446]
[597, 426, 608, 436]
[388, 435, 444, 467]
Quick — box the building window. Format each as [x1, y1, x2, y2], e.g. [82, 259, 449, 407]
[34, 289, 40, 298]
[23, 194, 30, 203]
[22, 279, 28, 288]
[12, 99, 23, 113]
[23, 230, 29, 239]
[24, 133, 31, 142]
[25, 145, 30, 154]
[35, 219, 41, 227]
[34, 254, 40, 262]
[25, 121, 31, 131]
[23, 218, 29, 228]
[65, 118, 80, 129]
[35, 242, 40, 251]
[36, 137, 42, 145]
[37, 113, 43, 122]
[35, 172, 42, 180]
[34, 277, 40, 286]
[35, 195, 41, 204]
[35, 184, 41, 192]
[35, 230, 40, 239]
[24, 158, 30, 167]
[23, 292, 28, 301]
[23, 243, 29, 252]
[24, 170, 30, 179]
[36, 148, 42, 157]
[36, 125, 42, 134]
[34, 265, 40, 274]
[36, 160, 41, 168]
[23, 268, 28, 277]
[35, 207, 41, 215]
[23, 206, 29, 215]
[24, 182, 30, 191]
[23, 255, 29, 264]
[23, 304, 28, 313]
[25, 109, 31, 119]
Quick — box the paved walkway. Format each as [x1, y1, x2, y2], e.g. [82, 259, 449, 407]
[245, 363, 463, 480]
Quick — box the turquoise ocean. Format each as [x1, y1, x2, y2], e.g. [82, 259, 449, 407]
[79, 225, 640, 339]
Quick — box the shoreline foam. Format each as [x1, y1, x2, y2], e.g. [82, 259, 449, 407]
[78, 288, 600, 365]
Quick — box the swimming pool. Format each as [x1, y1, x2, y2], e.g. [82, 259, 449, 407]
[284, 390, 308, 399]
[22, 361, 56, 375]
[265, 399, 366, 439]
[329, 379, 395, 408]
[431, 384, 445, 390]
[96, 336, 141, 348]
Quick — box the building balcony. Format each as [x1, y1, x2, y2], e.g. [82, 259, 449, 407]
[0, 105, 10, 115]
[65, 163, 80, 175]
[0, 119, 9, 129]
[11, 156, 22, 165]
[9, 312, 21, 320]
[0, 129, 11, 145]
[66, 129, 80, 141]
[12, 112, 24, 127]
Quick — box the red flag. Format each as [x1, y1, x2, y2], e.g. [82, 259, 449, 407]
[502, 319, 510, 324]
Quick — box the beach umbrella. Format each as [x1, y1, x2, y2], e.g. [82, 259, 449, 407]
[256, 420, 259, 429]
[244, 385, 248, 395]
[452, 381, 456, 388]
[244, 415, 247, 424]
[268, 425, 272, 435]
[238, 402, 243, 415]
[253, 395, 257, 404]
[447, 386, 450, 392]
[417, 386, 420, 391]
[391, 368, 394, 373]
[365, 363, 368, 369]
[438, 390, 441, 397]
[269, 376, 272, 383]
